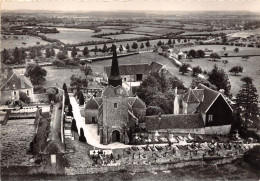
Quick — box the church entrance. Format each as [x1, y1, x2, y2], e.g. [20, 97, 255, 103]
[112, 130, 120, 142]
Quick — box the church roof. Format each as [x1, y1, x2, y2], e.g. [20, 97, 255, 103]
[85, 97, 99, 109]
[196, 84, 220, 113]
[144, 113, 204, 130]
[0, 69, 33, 91]
[131, 97, 146, 109]
[182, 88, 201, 103]
[102, 85, 129, 97]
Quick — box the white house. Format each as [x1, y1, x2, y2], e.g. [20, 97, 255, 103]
[166, 49, 187, 60]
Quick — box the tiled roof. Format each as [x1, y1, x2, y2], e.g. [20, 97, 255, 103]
[85, 97, 99, 109]
[150, 62, 164, 73]
[145, 113, 204, 130]
[0, 70, 33, 90]
[102, 85, 129, 97]
[95, 97, 103, 106]
[197, 84, 220, 113]
[193, 89, 204, 102]
[127, 97, 136, 105]
[104, 63, 151, 76]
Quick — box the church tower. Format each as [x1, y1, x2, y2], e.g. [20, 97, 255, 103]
[108, 44, 122, 87]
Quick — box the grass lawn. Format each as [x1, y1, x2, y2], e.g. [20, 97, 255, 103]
[1, 35, 50, 50]
[0, 119, 35, 166]
[182, 56, 260, 97]
[181, 45, 260, 56]
[14, 66, 84, 89]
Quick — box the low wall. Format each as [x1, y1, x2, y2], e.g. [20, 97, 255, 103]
[205, 125, 231, 135]
[65, 156, 239, 175]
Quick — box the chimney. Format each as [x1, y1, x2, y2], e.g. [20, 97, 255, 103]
[219, 89, 225, 95]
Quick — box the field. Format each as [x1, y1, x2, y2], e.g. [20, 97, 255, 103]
[104, 33, 148, 40]
[183, 24, 211, 30]
[131, 26, 182, 34]
[182, 56, 260, 97]
[181, 30, 237, 36]
[181, 45, 260, 56]
[0, 119, 35, 166]
[15, 66, 84, 88]
[97, 26, 133, 30]
[1, 35, 49, 50]
[230, 28, 260, 38]
[40, 27, 105, 44]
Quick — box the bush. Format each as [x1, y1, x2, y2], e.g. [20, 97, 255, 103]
[79, 128, 87, 143]
[71, 119, 78, 133]
[19, 91, 31, 103]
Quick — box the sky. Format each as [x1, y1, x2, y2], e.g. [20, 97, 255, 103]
[1, 0, 260, 12]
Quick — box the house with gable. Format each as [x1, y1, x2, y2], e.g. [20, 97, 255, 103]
[166, 48, 187, 60]
[0, 69, 34, 105]
[145, 84, 233, 135]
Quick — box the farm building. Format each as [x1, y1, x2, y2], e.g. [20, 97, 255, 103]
[166, 48, 187, 60]
[0, 69, 34, 105]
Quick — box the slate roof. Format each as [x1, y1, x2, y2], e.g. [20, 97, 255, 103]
[197, 84, 220, 113]
[144, 114, 204, 130]
[131, 97, 146, 109]
[104, 62, 164, 76]
[102, 85, 129, 97]
[85, 97, 99, 109]
[0, 70, 33, 90]
[95, 97, 103, 106]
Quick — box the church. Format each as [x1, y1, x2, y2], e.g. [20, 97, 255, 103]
[85, 44, 146, 145]
[84, 44, 234, 145]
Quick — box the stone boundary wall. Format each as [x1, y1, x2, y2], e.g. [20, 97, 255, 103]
[64, 156, 239, 176]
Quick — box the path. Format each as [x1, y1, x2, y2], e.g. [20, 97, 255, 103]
[70, 96, 131, 149]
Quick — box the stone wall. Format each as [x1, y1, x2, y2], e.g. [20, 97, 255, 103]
[85, 109, 99, 124]
[150, 128, 205, 134]
[205, 125, 231, 135]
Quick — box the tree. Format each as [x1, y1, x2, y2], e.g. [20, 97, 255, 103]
[229, 66, 243, 75]
[210, 53, 221, 61]
[126, 44, 130, 52]
[119, 45, 124, 53]
[81, 65, 92, 79]
[157, 41, 162, 47]
[63, 83, 68, 93]
[224, 53, 228, 57]
[242, 56, 250, 61]
[167, 76, 186, 90]
[102, 44, 108, 55]
[236, 77, 259, 129]
[71, 118, 78, 133]
[168, 39, 172, 45]
[45, 48, 51, 58]
[191, 77, 217, 90]
[68, 103, 73, 116]
[19, 91, 30, 103]
[83, 47, 89, 57]
[188, 49, 197, 58]
[53, 59, 65, 67]
[71, 46, 77, 58]
[79, 128, 87, 143]
[208, 64, 231, 95]
[132, 42, 138, 50]
[140, 43, 144, 50]
[50, 48, 56, 57]
[2, 48, 10, 64]
[234, 47, 239, 53]
[79, 91, 85, 106]
[146, 106, 163, 116]
[150, 92, 172, 114]
[179, 63, 190, 75]
[46, 87, 57, 102]
[196, 50, 205, 58]
[70, 75, 88, 89]
[172, 39, 176, 45]
[145, 40, 150, 50]
[223, 47, 226, 51]
[36, 49, 42, 57]
[29, 49, 36, 59]
[94, 46, 98, 56]
[13, 47, 21, 64]
[25, 64, 47, 85]
[223, 59, 229, 66]
[192, 66, 202, 76]
[57, 52, 67, 60]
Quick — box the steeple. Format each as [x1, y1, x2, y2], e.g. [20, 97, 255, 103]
[108, 44, 122, 87]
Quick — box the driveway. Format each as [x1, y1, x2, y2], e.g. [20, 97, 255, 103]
[70, 96, 131, 149]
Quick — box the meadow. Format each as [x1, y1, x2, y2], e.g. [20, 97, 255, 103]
[40, 27, 105, 44]
[183, 24, 211, 30]
[181, 45, 260, 56]
[1, 35, 50, 50]
[182, 56, 260, 97]
[104, 33, 149, 40]
[130, 26, 182, 34]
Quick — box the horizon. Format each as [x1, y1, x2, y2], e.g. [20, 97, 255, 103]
[1, 1, 260, 13]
